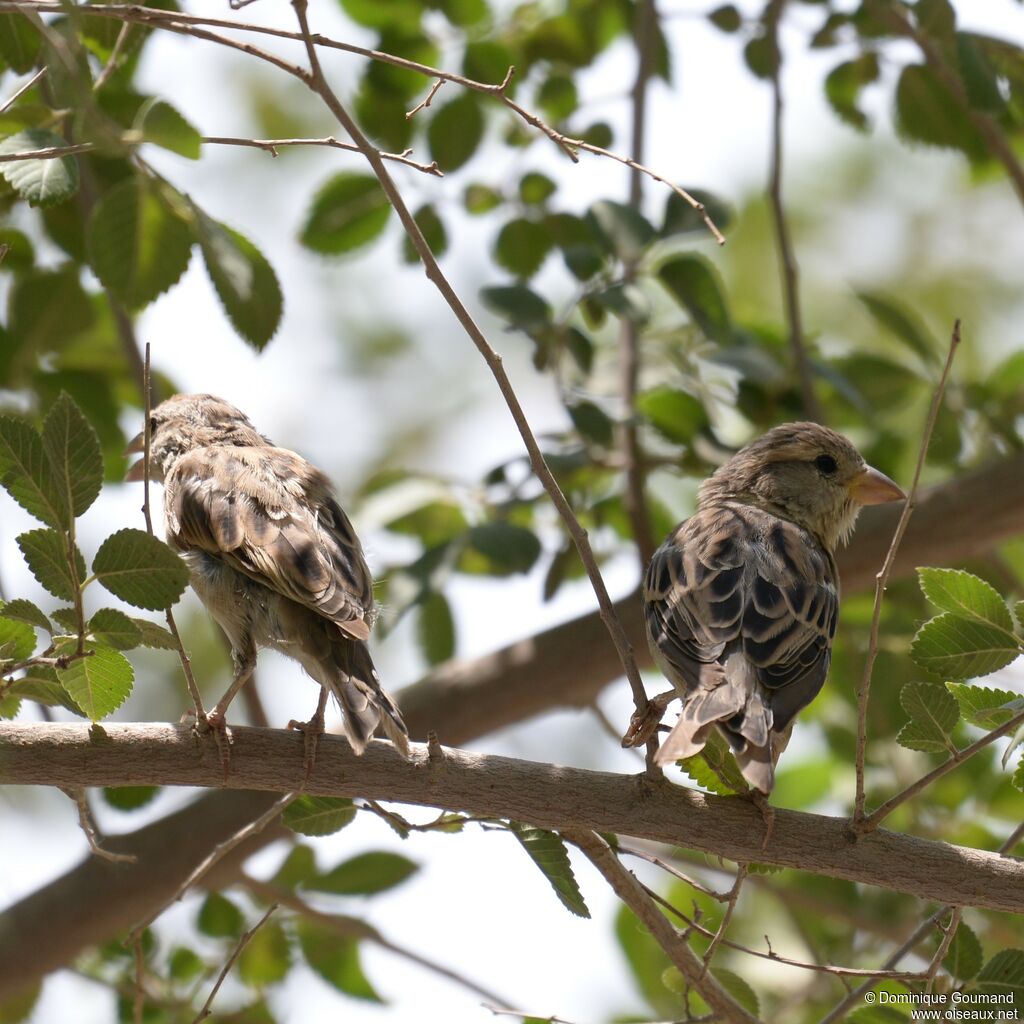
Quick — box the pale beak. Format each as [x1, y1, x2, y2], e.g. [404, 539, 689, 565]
[124, 430, 148, 481]
[849, 465, 906, 506]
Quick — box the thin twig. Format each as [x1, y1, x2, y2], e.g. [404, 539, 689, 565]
[565, 829, 761, 1024]
[0, 66, 47, 116]
[62, 787, 137, 864]
[852, 319, 961, 825]
[128, 792, 295, 942]
[617, 844, 729, 901]
[0, 143, 94, 163]
[406, 77, 444, 119]
[924, 909, 961, 998]
[766, 0, 822, 424]
[700, 864, 747, 972]
[201, 134, 442, 175]
[93, 20, 132, 91]
[132, 935, 145, 1024]
[483, 1005, 579, 1024]
[192, 904, 278, 1023]
[288, 0, 654, 740]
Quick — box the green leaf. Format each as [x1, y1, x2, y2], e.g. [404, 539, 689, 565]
[92, 528, 189, 610]
[0, 417, 67, 527]
[1015, 754, 1024, 793]
[4, 666, 84, 715]
[895, 64, 987, 161]
[943, 919, 983, 981]
[307, 851, 420, 896]
[42, 392, 103, 523]
[0, 228, 35, 273]
[283, 796, 357, 837]
[198, 215, 282, 351]
[918, 568, 1015, 633]
[272, 845, 318, 890]
[300, 173, 392, 256]
[417, 591, 455, 666]
[386, 501, 468, 547]
[713, 967, 760, 1017]
[660, 189, 732, 238]
[480, 284, 551, 331]
[824, 54, 881, 130]
[17, 528, 85, 601]
[510, 822, 590, 919]
[7, 265, 94, 353]
[569, 400, 614, 447]
[679, 730, 748, 795]
[636, 387, 709, 445]
[238, 920, 291, 987]
[0, 129, 79, 207]
[0, 599, 50, 632]
[519, 172, 557, 206]
[0, 16, 41, 72]
[463, 183, 502, 215]
[297, 922, 383, 1002]
[708, 5, 742, 32]
[401, 203, 447, 263]
[897, 682, 959, 753]
[198, 892, 244, 938]
[464, 522, 541, 575]
[102, 786, 159, 811]
[427, 92, 485, 172]
[910, 614, 1020, 680]
[56, 644, 134, 721]
[130, 617, 178, 650]
[857, 292, 937, 363]
[494, 217, 552, 278]
[947, 683, 1023, 728]
[586, 200, 655, 263]
[658, 254, 731, 344]
[88, 608, 144, 651]
[0, 616, 36, 661]
[136, 100, 201, 159]
[87, 179, 194, 310]
[977, 949, 1024, 1011]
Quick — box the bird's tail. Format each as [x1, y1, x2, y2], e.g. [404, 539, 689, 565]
[328, 641, 410, 758]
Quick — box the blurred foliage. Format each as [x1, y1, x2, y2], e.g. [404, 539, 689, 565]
[0, 0, 1024, 1021]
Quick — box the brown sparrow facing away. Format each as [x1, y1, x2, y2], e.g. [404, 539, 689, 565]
[126, 394, 409, 758]
[641, 422, 904, 793]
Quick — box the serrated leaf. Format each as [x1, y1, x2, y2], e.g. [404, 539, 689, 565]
[0, 598, 49, 632]
[897, 682, 959, 752]
[4, 666, 84, 715]
[658, 254, 731, 344]
[944, 920, 983, 981]
[417, 591, 455, 666]
[197, 214, 282, 351]
[510, 822, 590, 919]
[911, 614, 1020, 680]
[712, 967, 760, 1017]
[1014, 753, 1024, 793]
[283, 796, 356, 837]
[946, 683, 1022, 728]
[0, 616, 36, 661]
[92, 528, 189, 610]
[678, 730, 748, 795]
[56, 644, 134, 721]
[102, 786, 159, 811]
[918, 568, 1015, 634]
[17, 528, 85, 601]
[137, 99, 201, 159]
[130, 617, 178, 650]
[0, 129, 79, 207]
[299, 173, 392, 256]
[307, 851, 419, 896]
[0, 16, 42, 72]
[977, 949, 1024, 1010]
[198, 892, 244, 938]
[42, 392, 103, 523]
[87, 179, 194, 310]
[297, 921, 383, 1002]
[50, 608, 78, 632]
[88, 608, 143, 651]
[0, 417, 67, 527]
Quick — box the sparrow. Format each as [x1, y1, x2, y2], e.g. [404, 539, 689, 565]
[641, 422, 905, 793]
[126, 393, 409, 757]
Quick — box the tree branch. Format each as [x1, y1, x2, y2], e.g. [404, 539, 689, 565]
[2, 723, 1023, 914]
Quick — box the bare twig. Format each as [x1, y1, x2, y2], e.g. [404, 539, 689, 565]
[406, 77, 444, 119]
[93, 21, 132, 91]
[0, 66, 47, 116]
[287, 0, 654, 738]
[565, 829, 761, 1024]
[700, 864, 747, 971]
[483, 1005, 579, 1024]
[924, 909, 961, 997]
[0, 143, 94, 162]
[62, 787, 137, 864]
[766, 0, 822, 423]
[201, 134, 442, 175]
[192, 904, 278, 1023]
[852, 319, 961, 825]
[617, 844, 729, 901]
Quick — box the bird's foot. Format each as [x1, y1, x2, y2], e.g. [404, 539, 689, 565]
[746, 789, 775, 852]
[621, 690, 676, 749]
[194, 709, 233, 781]
[287, 710, 326, 786]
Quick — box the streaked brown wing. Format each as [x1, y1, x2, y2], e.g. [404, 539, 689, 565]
[165, 445, 374, 640]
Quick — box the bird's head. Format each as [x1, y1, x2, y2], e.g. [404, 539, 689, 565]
[699, 421, 906, 550]
[125, 393, 268, 481]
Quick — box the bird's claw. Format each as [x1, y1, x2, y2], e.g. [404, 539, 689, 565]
[621, 690, 676, 748]
[747, 790, 775, 852]
[193, 709, 233, 781]
[287, 712, 325, 785]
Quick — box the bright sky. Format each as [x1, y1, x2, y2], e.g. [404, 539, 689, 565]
[2, 2, 1023, 1022]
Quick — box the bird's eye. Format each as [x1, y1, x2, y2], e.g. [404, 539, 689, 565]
[814, 454, 838, 475]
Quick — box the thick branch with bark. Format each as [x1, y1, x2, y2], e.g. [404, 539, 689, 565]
[2, 723, 1023, 915]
